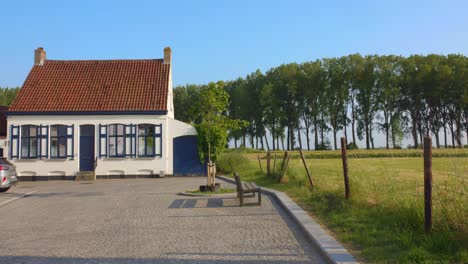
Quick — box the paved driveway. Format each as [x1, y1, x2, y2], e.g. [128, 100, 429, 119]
[0, 178, 326, 263]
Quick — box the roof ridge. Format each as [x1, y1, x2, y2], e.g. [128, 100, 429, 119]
[45, 58, 164, 62]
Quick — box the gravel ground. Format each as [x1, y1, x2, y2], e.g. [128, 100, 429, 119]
[0, 177, 326, 263]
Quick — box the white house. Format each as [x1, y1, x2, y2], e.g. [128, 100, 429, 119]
[7, 47, 204, 180]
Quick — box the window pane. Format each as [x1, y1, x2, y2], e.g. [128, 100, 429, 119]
[67, 138, 73, 156]
[117, 137, 124, 156]
[109, 137, 116, 156]
[138, 125, 145, 135]
[100, 138, 106, 155]
[22, 126, 29, 137]
[30, 127, 37, 137]
[138, 137, 145, 155]
[147, 126, 155, 137]
[51, 138, 58, 157]
[30, 138, 38, 157]
[109, 125, 116, 136]
[51, 126, 58, 137]
[147, 136, 155, 156]
[58, 137, 67, 157]
[117, 125, 124, 136]
[58, 126, 67, 137]
[21, 140, 28, 157]
[155, 137, 161, 155]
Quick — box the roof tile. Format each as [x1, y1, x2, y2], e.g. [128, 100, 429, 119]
[10, 59, 170, 112]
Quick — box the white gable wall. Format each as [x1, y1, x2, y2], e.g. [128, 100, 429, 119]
[7, 114, 197, 178]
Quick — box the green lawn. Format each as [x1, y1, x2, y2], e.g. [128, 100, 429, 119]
[218, 149, 468, 263]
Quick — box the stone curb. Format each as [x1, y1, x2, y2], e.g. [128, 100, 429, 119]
[217, 175, 359, 264]
[177, 191, 237, 197]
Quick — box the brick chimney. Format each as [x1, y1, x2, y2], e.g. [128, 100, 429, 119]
[34, 47, 46, 66]
[163, 47, 171, 64]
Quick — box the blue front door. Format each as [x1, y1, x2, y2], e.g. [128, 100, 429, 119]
[80, 125, 95, 172]
[173, 136, 206, 175]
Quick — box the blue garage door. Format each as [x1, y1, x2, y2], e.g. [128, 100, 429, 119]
[173, 136, 206, 175]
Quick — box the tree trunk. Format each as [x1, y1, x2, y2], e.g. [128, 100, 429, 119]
[242, 136, 246, 147]
[333, 127, 338, 150]
[456, 117, 462, 148]
[264, 135, 270, 151]
[365, 124, 370, 150]
[386, 126, 389, 149]
[304, 119, 311, 151]
[286, 128, 290, 151]
[443, 125, 448, 148]
[450, 122, 455, 148]
[297, 128, 303, 150]
[412, 119, 418, 149]
[352, 98, 356, 144]
[314, 120, 319, 150]
[435, 131, 440, 149]
[281, 136, 285, 151]
[234, 138, 238, 149]
[260, 136, 264, 150]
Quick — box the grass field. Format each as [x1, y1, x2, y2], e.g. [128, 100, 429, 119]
[218, 148, 468, 263]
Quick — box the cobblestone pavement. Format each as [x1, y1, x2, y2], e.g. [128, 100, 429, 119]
[0, 178, 326, 263]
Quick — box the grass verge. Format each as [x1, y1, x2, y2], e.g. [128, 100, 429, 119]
[218, 150, 468, 263]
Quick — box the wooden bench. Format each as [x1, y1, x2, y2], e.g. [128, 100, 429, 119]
[234, 172, 261, 206]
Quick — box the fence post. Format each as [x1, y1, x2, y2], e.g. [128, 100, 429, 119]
[272, 154, 277, 176]
[341, 137, 350, 199]
[257, 155, 263, 173]
[299, 150, 314, 187]
[424, 136, 433, 233]
[266, 152, 271, 177]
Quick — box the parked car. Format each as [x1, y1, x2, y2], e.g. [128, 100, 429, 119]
[0, 157, 17, 192]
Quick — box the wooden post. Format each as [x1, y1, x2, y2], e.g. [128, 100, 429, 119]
[341, 137, 350, 199]
[299, 150, 313, 187]
[279, 157, 290, 183]
[424, 136, 433, 233]
[266, 152, 271, 177]
[281, 151, 288, 172]
[272, 154, 277, 176]
[257, 155, 263, 173]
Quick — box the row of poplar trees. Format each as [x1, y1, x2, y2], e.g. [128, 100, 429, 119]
[177, 54, 468, 150]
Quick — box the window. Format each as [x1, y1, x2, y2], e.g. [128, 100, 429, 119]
[108, 124, 125, 157]
[138, 124, 162, 157]
[50, 125, 67, 158]
[10, 125, 20, 159]
[21, 125, 38, 158]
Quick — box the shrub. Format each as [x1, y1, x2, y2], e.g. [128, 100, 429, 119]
[316, 140, 332, 150]
[347, 141, 359, 150]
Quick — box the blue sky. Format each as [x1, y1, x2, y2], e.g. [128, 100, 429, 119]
[1, 0, 467, 88]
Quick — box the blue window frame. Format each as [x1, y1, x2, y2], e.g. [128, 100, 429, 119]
[108, 124, 125, 157]
[20, 125, 38, 158]
[124, 124, 137, 157]
[138, 124, 162, 157]
[38, 125, 49, 159]
[10, 125, 20, 159]
[99, 124, 107, 158]
[50, 125, 67, 158]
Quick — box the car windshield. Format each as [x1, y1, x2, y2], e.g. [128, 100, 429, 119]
[0, 158, 13, 165]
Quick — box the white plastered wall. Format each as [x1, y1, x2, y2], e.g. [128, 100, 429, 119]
[7, 115, 197, 177]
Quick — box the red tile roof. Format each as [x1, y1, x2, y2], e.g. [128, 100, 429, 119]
[10, 59, 170, 113]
